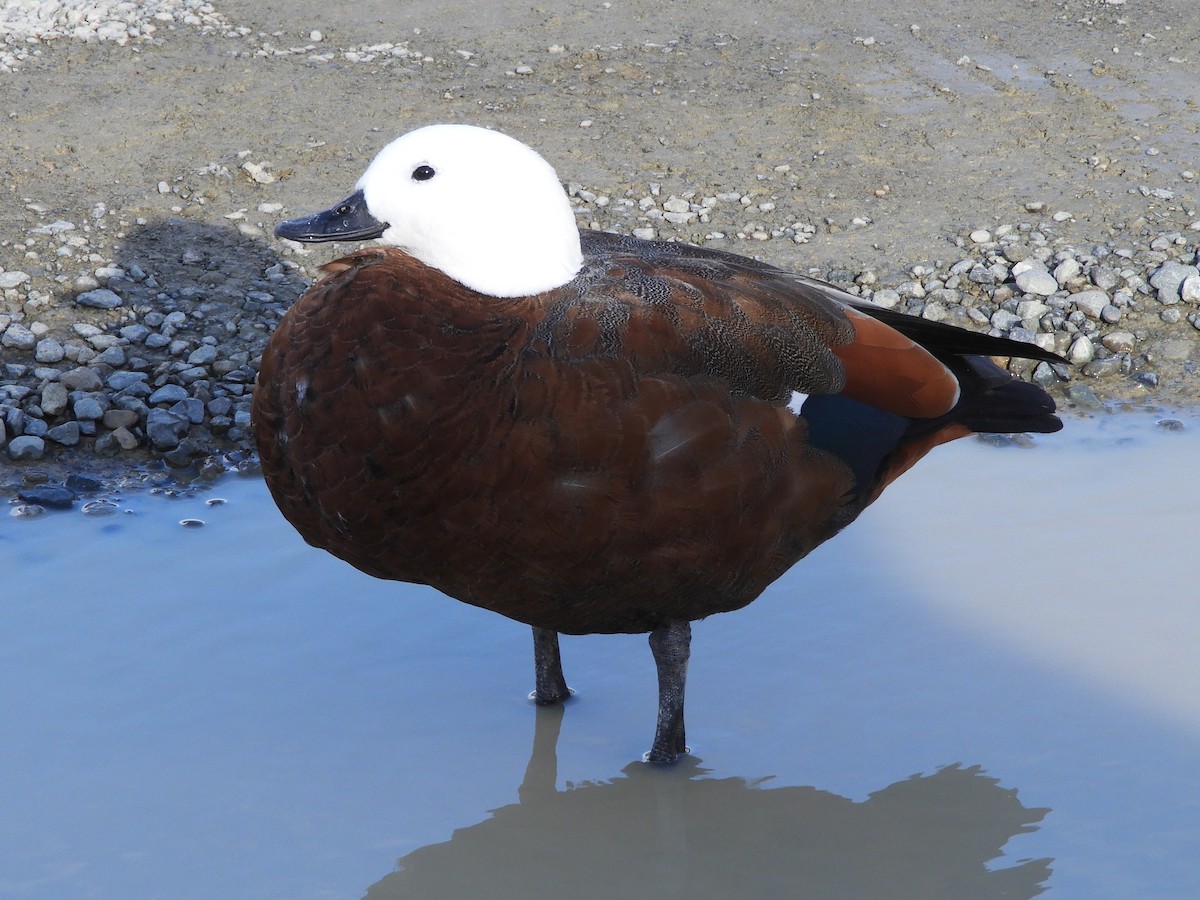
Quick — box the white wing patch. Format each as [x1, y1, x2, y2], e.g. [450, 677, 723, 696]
[786, 391, 809, 416]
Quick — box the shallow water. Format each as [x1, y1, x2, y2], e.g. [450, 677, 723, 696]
[2, 411, 1198, 899]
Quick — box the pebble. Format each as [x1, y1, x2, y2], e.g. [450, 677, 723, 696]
[2, 324, 36, 350]
[1067, 335, 1095, 365]
[60, 367, 103, 391]
[1182, 275, 1200, 303]
[35, 338, 65, 363]
[148, 384, 190, 405]
[146, 408, 189, 449]
[7, 435, 45, 461]
[0, 271, 31, 289]
[72, 397, 106, 421]
[41, 383, 69, 416]
[1071, 290, 1110, 319]
[46, 421, 81, 445]
[74, 288, 124, 309]
[1014, 266, 1058, 296]
[1150, 261, 1200, 304]
[1102, 332, 1136, 353]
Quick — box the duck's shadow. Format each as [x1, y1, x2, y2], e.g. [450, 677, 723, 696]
[365, 705, 1052, 899]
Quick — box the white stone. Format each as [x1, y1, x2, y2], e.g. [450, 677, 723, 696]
[1016, 300, 1051, 320]
[969, 229, 991, 243]
[1181, 274, 1200, 303]
[1015, 266, 1058, 296]
[1053, 258, 1082, 283]
[1071, 289, 1111, 319]
[1067, 335, 1095, 365]
[991, 309, 1022, 330]
[0, 271, 30, 289]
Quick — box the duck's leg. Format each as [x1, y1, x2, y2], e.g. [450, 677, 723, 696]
[531, 626, 571, 704]
[646, 619, 691, 763]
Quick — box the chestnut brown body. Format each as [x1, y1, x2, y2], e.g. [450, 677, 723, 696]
[253, 231, 1060, 637]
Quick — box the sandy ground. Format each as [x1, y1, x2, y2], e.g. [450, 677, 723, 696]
[1, 0, 1198, 488]
[5, 0, 1196, 257]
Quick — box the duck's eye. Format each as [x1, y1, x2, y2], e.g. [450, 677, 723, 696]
[412, 165, 436, 182]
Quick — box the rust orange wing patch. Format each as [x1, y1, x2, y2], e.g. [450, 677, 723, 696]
[831, 307, 961, 419]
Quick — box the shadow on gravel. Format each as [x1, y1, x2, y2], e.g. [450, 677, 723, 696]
[1, 217, 315, 499]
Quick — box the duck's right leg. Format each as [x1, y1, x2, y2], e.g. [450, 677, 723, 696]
[531, 626, 571, 704]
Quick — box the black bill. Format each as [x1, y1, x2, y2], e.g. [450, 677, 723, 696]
[274, 189, 386, 243]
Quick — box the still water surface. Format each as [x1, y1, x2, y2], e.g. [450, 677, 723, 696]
[2, 411, 1198, 898]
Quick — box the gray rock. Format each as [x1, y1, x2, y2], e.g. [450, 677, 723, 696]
[119, 324, 151, 343]
[1071, 290, 1110, 319]
[23, 417, 48, 437]
[146, 408, 188, 449]
[7, 435, 45, 460]
[35, 338, 65, 363]
[106, 371, 149, 391]
[111, 425, 140, 450]
[1090, 266, 1118, 290]
[102, 408, 140, 429]
[1065, 384, 1103, 409]
[149, 384, 189, 405]
[1149, 261, 1200, 304]
[46, 421, 81, 445]
[72, 397, 105, 420]
[59, 366, 103, 391]
[2, 324, 36, 350]
[1101, 331, 1136, 353]
[1016, 300, 1051, 321]
[65, 473, 104, 492]
[207, 397, 233, 417]
[5, 407, 26, 435]
[187, 344, 219, 366]
[0, 270, 31, 289]
[17, 485, 75, 508]
[1014, 266, 1058, 296]
[1082, 357, 1123, 377]
[1053, 258, 1081, 284]
[95, 346, 126, 366]
[990, 309, 1022, 331]
[170, 397, 206, 424]
[75, 288, 123, 309]
[1032, 361, 1059, 387]
[41, 382, 69, 416]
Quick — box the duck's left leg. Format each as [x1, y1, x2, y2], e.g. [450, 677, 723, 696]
[531, 626, 571, 704]
[646, 619, 691, 763]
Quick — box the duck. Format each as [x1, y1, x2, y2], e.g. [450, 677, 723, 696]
[253, 123, 1063, 763]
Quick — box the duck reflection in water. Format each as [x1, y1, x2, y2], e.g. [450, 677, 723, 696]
[365, 704, 1052, 899]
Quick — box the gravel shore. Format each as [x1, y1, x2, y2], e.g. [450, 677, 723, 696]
[2, 0, 1197, 504]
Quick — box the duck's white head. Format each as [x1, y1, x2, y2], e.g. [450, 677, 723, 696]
[275, 124, 584, 298]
